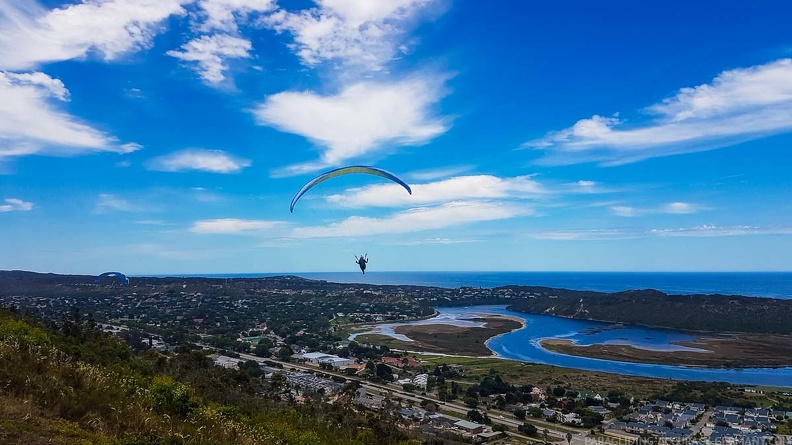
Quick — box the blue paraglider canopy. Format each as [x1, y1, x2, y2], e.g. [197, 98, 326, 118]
[95, 272, 129, 286]
[290, 165, 412, 213]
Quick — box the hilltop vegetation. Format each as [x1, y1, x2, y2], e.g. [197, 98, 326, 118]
[3, 270, 792, 336]
[504, 287, 792, 334]
[0, 307, 421, 445]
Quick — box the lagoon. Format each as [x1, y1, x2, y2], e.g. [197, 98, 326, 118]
[360, 305, 792, 386]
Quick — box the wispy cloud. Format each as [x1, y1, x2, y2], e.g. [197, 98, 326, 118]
[407, 165, 475, 181]
[254, 76, 450, 175]
[167, 34, 253, 84]
[529, 229, 639, 241]
[196, 0, 276, 33]
[0, 198, 33, 212]
[527, 224, 792, 241]
[326, 175, 545, 208]
[526, 59, 792, 165]
[0, 71, 138, 159]
[0, 0, 188, 70]
[391, 237, 481, 245]
[651, 224, 792, 237]
[134, 219, 172, 226]
[263, 0, 437, 71]
[165, 0, 276, 85]
[146, 148, 251, 173]
[611, 202, 704, 217]
[190, 218, 283, 234]
[291, 201, 530, 238]
[94, 193, 152, 214]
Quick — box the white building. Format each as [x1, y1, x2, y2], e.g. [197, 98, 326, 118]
[413, 373, 429, 388]
[298, 352, 354, 367]
[213, 355, 241, 368]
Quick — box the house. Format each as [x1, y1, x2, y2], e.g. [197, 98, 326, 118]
[589, 405, 613, 417]
[454, 420, 485, 435]
[213, 355, 241, 368]
[399, 408, 427, 421]
[382, 356, 420, 368]
[428, 414, 458, 428]
[352, 388, 384, 411]
[476, 431, 505, 442]
[412, 374, 429, 388]
[562, 413, 582, 425]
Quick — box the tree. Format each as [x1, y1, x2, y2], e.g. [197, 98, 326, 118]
[468, 410, 485, 423]
[375, 363, 394, 381]
[518, 422, 538, 436]
[464, 397, 479, 408]
[278, 345, 293, 361]
[528, 407, 544, 418]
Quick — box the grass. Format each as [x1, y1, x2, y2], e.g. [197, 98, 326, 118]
[416, 356, 677, 400]
[0, 395, 115, 445]
[355, 316, 522, 356]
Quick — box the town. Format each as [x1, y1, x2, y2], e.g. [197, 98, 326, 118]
[2, 272, 791, 444]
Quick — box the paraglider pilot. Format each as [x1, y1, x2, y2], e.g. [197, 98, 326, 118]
[355, 254, 368, 274]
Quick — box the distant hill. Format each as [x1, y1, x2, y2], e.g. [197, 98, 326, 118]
[504, 286, 792, 334]
[3, 270, 790, 335]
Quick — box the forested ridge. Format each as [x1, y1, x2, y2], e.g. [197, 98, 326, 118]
[505, 287, 792, 334]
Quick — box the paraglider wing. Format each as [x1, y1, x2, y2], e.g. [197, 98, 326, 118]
[290, 165, 412, 213]
[95, 272, 129, 286]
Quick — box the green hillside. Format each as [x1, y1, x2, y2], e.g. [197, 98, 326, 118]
[0, 308, 418, 445]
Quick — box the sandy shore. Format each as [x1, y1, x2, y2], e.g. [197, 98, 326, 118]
[539, 335, 792, 368]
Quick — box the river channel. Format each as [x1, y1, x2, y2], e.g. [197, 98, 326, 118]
[351, 305, 792, 386]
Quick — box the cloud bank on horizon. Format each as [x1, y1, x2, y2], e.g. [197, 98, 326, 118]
[2, 0, 792, 273]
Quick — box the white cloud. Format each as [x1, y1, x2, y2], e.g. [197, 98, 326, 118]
[650, 225, 792, 237]
[407, 165, 475, 181]
[661, 202, 698, 214]
[392, 237, 481, 245]
[610, 202, 703, 217]
[326, 175, 545, 208]
[263, 0, 435, 70]
[0, 198, 33, 212]
[167, 34, 252, 84]
[134, 219, 172, 226]
[530, 224, 792, 240]
[254, 77, 449, 174]
[291, 201, 530, 238]
[0, 0, 188, 70]
[530, 229, 638, 241]
[196, 0, 276, 32]
[146, 148, 251, 173]
[190, 218, 282, 234]
[0, 71, 138, 159]
[526, 59, 792, 165]
[95, 193, 136, 213]
[573, 180, 598, 193]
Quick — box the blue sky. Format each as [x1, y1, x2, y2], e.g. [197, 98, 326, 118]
[2, 0, 792, 274]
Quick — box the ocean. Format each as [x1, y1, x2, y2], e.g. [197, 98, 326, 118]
[189, 271, 792, 299]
